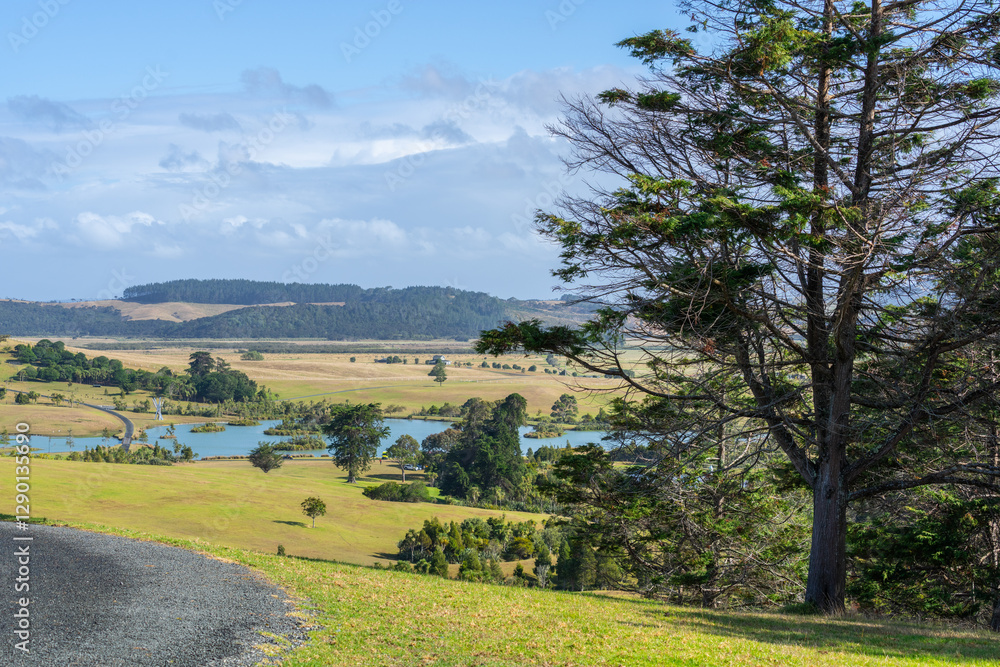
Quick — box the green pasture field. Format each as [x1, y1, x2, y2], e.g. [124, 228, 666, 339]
[15, 518, 1000, 666]
[0, 456, 544, 568]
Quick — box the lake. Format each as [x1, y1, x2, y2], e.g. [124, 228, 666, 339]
[32, 419, 609, 460]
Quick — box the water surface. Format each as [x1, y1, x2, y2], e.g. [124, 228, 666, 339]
[34, 419, 608, 460]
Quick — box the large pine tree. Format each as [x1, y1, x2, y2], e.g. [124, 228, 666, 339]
[478, 0, 1000, 612]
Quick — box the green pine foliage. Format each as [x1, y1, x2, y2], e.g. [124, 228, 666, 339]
[849, 489, 1000, 624]
[323, 403, 389, 484]
[435, 394, 527, 499]
[396, 515, 552, 585]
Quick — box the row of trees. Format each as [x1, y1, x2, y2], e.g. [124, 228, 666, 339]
[10, 343, 260, 404]
[66, 442, 195, 465]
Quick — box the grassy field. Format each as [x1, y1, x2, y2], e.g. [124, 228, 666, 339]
[36, 299, 254, 321]
[2, 338, 623, 435]
[16, 520, 1000, 666]
[0, 403, 124, 438]
[2, 456, 543, 568]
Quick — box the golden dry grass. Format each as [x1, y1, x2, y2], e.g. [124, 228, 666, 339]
[28, 299, 348, 322]
[0, 403, 123, 437]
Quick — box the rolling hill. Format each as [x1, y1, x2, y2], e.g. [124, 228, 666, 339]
[0, 280, 594, 340]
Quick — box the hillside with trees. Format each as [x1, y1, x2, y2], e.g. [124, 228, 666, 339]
[121, 279, 366, 304]
[0, 281, 590, 340]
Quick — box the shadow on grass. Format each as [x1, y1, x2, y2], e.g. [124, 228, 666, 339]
[364, 472, 408, 482]
[273, 520, 308, 528]
[361, 471, 428, 483]
[639, 605, 999, 663]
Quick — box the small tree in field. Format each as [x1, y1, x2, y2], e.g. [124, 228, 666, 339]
[301, 496, 327, 528]
[248, 441, 283, 473]
[429, 361, 447, 386]
[385, 434, 420, 482]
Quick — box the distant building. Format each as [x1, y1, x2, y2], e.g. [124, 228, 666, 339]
[425, 355, 451, 365]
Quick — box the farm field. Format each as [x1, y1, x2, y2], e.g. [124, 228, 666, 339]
[0, 404, 123, 440]
[2, 338, 627, 435]
[2, 456, 544, 569]
[18, 518, 1000, 666]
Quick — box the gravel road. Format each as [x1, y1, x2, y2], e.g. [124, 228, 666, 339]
[2, 523, 306, 666]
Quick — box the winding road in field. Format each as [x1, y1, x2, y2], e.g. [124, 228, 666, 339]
[79, 400, 135, 446]
[2, 523, 304, 666]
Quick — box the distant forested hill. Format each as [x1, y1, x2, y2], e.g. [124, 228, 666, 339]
[0, 302, 170, 337]
[122, 279, 367, 305]
[174, 287, 509, 339]
[0, 281, 568, 340]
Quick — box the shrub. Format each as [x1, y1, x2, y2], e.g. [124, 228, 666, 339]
[362, 481, 433, 503]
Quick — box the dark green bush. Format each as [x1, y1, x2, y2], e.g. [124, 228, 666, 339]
[363, 481, 433, 503]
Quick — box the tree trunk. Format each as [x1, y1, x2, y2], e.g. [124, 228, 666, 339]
[989, 421, 1000, 632]
[804, 462, 848, 613]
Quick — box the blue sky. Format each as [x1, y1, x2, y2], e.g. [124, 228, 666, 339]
[0, 0, 682, 301]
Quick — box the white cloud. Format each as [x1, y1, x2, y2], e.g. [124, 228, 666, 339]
[241, 67, 333, 108]
[74, 211, 160, 249]
[151, 242, 183, 258]
[316, 218, 412, 255]
[159, 143, 209, 171]
[0, 218, 56, 241]
[0, 62, 621, 298]
[179, 112, 242, 133]
[7, 95, 92, 132]
[220, 215, 249, 234]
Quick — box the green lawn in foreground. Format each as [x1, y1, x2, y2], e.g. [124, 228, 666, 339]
[7, 457, 543, 566]
[12, 520, 1000, 666]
